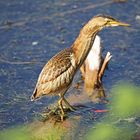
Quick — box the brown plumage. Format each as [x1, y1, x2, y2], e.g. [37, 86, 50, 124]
[32, 48, 76, 99]
[31, 15, 129, 121]
[80, 35, 112, 97]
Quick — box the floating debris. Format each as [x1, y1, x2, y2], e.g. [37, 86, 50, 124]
[136, 15, 140, 21]
[32, 41, 38, 46]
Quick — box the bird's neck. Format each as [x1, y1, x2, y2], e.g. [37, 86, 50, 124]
[71, 26, 99, 68]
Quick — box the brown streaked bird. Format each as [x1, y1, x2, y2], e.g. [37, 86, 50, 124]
[31, 15, 129, 121]
[80, 35, 103, 88]
[80, 35, 112, 95]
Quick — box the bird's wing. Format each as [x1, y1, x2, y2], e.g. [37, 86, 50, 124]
[32, 48, 76, 99]
[37, 48, 74, 84]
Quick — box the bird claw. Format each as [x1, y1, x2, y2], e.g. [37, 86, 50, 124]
[67, 106, 76, 111]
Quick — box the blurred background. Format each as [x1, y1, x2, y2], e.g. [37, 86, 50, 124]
[0, 0, 140, 140]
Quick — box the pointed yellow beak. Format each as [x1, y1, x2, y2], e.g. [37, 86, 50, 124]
[110, 21, 130, 27]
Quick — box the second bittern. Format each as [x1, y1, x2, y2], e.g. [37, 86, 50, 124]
[31, 15, 129, 121]
[80, 35, 112, 95]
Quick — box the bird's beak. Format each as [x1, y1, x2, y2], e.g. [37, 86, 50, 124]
[110, 20, 130, 27]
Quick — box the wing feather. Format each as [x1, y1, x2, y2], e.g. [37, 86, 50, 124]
[31, 48, 76, 100]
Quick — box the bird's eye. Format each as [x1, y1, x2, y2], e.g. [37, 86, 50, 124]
[104, 20, 110, 26]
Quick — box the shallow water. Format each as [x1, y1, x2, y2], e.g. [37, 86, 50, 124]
[0, 0, 140, 139]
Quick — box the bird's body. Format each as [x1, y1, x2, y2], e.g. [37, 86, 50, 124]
[31, 15, 129, 121]
[32, 48, 76, 99]
[80, 35, 103, 93]
[31, 23, 97, 100]
[80, 35, 112, 96]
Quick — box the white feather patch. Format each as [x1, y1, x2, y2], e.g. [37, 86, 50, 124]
[86, 35, 101, 70]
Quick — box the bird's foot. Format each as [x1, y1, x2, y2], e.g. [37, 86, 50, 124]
[60, 113, 68, 122]
[68, 105, 76, 111]
[63, 97, 76, 111]
[63, 105, 76, 112]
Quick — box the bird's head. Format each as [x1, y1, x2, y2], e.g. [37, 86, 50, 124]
[94, 15, 130, 27]
[82, 15, 130, 36]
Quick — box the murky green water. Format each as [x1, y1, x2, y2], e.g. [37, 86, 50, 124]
[0, 0, 140, 139]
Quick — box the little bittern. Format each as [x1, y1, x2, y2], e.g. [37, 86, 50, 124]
[31, 15, 129, 121]
[80, 35, 103, 84]
[80, 35, 112, 95]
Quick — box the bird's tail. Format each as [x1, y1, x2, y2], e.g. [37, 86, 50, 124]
[31, 88, 38, 101]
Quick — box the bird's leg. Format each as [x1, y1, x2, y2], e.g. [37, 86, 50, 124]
[58, 95, 65, 121]
[63, 97, 76, 111]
